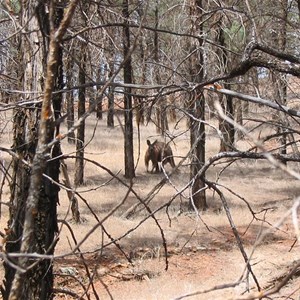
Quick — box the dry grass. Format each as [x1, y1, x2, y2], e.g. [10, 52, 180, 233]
[0, 111, 299, 299]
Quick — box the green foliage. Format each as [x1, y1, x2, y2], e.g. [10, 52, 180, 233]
[224, 20, 245, 51]
[5, 0, 21, 14]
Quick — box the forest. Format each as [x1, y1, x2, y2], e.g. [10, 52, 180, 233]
[0, 0, 300, 299]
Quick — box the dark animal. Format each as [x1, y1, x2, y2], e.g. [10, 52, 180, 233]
[145, 139, 176, 173]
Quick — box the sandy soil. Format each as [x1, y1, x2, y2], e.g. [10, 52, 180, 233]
[0, 111, 299, 300]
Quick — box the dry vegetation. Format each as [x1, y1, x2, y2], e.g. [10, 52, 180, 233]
[0, 105, 299, 300]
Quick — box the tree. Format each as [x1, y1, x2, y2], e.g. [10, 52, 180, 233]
[107, 37, 116, 128]
[270, 0, 289, 163]
[188, 0, 207, 210]
[65, 48, 76, 144]
[153, 0, 169, 135]
[95, 65, 104, 120]
[215, 14, 235, 152]
[74, 41, 87, 186]
[2, 1, 78, 299]
[2, 2, 49, 298]
[123, 0, 135, 179]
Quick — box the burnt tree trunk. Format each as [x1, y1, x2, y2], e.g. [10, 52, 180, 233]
[134, 20, 146, 125]
[273, 0, 288, 164]
[188, 0, 207, 211]
[65, 49, 76, 144]
[107, 39, 115, 128]
[123, 0, 135, 179]
[154, 2, 168, 135]
[96, 65, 103, 120]
[107, 84, 115, 128]
[3, 2, 78, 299]
[216, 17, 235, 151]
[74, 43, 86, 186]
[1, 2, 47, 298]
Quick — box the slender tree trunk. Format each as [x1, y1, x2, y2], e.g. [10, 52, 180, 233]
[154, 1, 168, 135]
[188, 0, 207, 211]
[61, 160, 80, 223]
[278, 0, 288, 164]
[107, 38, 115, 128]
[271, 0, 288, 164]
[219, 83, 235, 151]
[74, 44, 86, 186]
[107, 85, 115, 128]
[189, 90, 207, 211]
[134, 4, 146, 125]
[235, 97, 243, 139]
[217, 17, 235, 151]
[96, 66, 103, 119]
[65, 50, 75, 144]
[123, 0, 135, 179]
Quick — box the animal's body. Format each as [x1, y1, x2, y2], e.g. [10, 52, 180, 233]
[145, 139, 176, 173]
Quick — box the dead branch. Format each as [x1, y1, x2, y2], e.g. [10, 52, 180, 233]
[173, 280, 242, 300]
[207, 85, 300, 118]
[234, 260, 300, 300]
[60, 159, 81, 223]
[208, 182, 261, 291]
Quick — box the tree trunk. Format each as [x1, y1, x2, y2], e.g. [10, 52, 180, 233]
[154, 2, 168, 135]
[74, 44, 86, 186]
[189, 90, 207, 210]
[275, 0, 288, 164]
[107, 39, 115, 128]
[61, 160, 80, 223]
[219, 83, 235, 151]
[1, 2, 47, 298]
[134, 4, 146, 126]
[107, 85, 115, 128]
[2, 110, 35, 300]
[188, 0, 207, 211]
[3, 2, 77, 299]
[96, 65, 103, 120]
[123, 0, 135, 179]
[235, 98, 243, 139]
[65, 49, 76, 144]
[216, 17, 235, 151]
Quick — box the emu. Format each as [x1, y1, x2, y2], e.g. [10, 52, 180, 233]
[145, 139, 175, 173]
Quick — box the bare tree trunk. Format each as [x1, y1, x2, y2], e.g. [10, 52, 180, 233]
[216, 17, 235, 151]
[61, 160, 80, 223]
[278, 0, 288, 164]
[96, 66, 103, 120]
[188, 0, 207, 211]
[189, 90, 207, 211]
[168, 93, 177, 123]
[134, 3, 146, 126]
[154, 2, 168, 135]
[235, 98, 243, 140]
[4, 2, 78, 299]
[271, 0, 288, 164]
[219, 83, 235, 151]
[107, 85, 115, 128]
[2, 2, 46, 298]
[65, 49, 76, 144]
[74, 44, 86, 186]
[2, 110, 34, 300]
[123, 0, 135, 179]
[107, 39, 115, 128]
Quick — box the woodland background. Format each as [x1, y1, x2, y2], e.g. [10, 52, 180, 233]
[0, 0, 300, 299]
